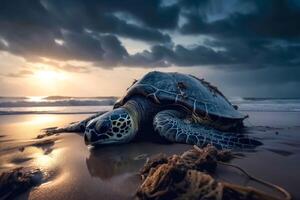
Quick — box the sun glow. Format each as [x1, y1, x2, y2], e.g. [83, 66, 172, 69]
[34, 70, 67, 82]
[28, 69, 70, 94]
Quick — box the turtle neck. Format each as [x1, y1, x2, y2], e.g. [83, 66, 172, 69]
[123, 95, 161, 132]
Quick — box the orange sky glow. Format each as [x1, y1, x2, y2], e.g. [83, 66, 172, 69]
[0, 51, 213, 97]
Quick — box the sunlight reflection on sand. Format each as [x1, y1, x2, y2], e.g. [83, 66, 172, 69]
[26, 115, 57, 125]
[33, 149, 61, 169]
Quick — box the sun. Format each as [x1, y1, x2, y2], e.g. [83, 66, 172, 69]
[35, 70, 66, 80]
[34, 70, 67, 84]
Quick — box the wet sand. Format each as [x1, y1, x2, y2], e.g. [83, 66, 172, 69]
[0, 112, 300, 199]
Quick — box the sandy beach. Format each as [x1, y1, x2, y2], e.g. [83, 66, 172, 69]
[0, 111, 300, 199]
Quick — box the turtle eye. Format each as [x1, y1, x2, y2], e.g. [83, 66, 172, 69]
[96, 120, 111, 134]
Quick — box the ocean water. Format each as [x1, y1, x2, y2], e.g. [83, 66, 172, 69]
[0, 96, 116, 115]
[230, 97, 300, 112]
[0, 96, 299, 115]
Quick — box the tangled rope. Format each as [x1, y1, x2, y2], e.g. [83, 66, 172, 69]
[136, 145, 292, 200]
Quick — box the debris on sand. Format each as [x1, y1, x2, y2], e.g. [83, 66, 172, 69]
[28, 139, 55, 148]
[37, 127, 60, 139]
[18, 139, 55, 154]
[137, 145, 291, 200]
[0, 167, 43, 200]
[140, 145, 234, 180]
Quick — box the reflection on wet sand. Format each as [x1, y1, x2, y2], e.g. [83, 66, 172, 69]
[85, 142, 191, 181]
[86, 146, 147, 180]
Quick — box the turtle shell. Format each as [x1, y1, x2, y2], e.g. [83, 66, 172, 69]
[115, 71, 246, 122]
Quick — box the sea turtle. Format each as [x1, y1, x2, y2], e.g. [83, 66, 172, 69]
[45, 71, 261, 149]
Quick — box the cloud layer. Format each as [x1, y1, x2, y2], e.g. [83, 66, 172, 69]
[0, 0, 300, 96]
[0, 0, 299, 68]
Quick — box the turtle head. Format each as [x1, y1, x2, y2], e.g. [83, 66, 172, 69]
[84, 108, 137, 146]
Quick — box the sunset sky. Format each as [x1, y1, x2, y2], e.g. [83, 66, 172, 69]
[0, 0, 299, 97]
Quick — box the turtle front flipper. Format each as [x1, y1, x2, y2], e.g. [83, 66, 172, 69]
[42, 112, 105, 135]
[153, 110, 262, 150]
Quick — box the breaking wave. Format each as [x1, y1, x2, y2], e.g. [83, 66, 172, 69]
[0, 96, 117, 107]
[0, 96, 116, 115]
[230, 97, 300, 112]
[0, 96, 299, 115]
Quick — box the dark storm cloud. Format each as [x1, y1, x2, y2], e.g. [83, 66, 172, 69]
[124, 44, 231, 67]
[0, 0, 299, 71]
[180, 0, 300, 39]
[177, 0, 300, 68]
[0, 0, 175, 41]
[0, 0, 174, 63]
[124, 41, 300, 70]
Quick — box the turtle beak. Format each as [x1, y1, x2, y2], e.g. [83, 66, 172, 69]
[84, 130, 100, 145]
[84, 132, 90, 145]
[84, 117, 99, 145]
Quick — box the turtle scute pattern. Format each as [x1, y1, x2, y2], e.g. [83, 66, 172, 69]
[86, 113, 133, 142]
[109, 113, 132, 138]
[122, 71, 246, 120]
